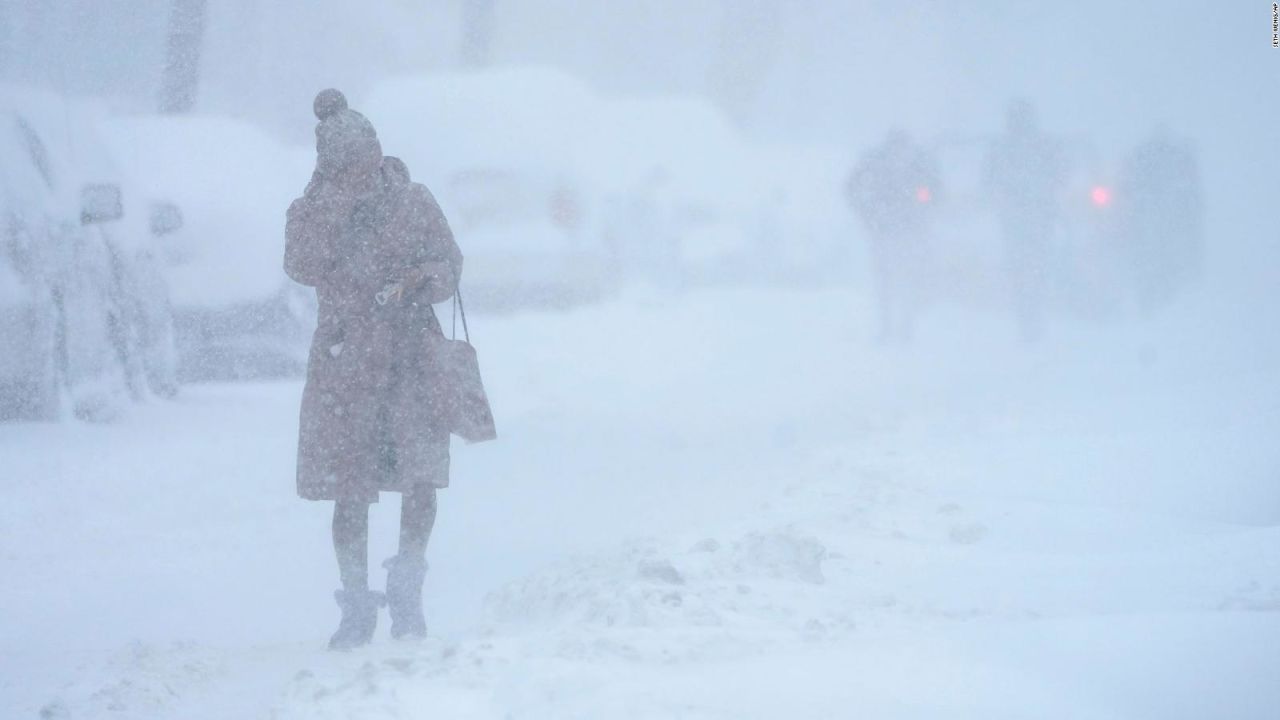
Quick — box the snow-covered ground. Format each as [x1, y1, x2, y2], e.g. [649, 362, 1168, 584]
[3, 286, 1278, 719]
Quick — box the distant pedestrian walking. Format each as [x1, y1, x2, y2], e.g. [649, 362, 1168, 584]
[847, 129, 939, 343]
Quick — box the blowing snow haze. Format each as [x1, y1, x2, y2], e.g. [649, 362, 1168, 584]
[1, 2, 1277, 719]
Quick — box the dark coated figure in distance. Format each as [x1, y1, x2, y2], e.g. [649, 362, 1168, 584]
[847, 128, 940, 344]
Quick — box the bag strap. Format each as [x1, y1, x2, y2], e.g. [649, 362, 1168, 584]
[452, 285, 471, 344]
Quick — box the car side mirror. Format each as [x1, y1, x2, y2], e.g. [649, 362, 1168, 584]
[149, 201, 184, 236]
[81, 183, 123, 225]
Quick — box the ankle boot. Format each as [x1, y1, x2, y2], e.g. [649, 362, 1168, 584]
[383, 555, 428, 639]
[328, 588, 385, 651]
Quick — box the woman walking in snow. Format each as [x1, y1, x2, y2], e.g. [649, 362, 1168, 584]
[284, 89, 462, 650]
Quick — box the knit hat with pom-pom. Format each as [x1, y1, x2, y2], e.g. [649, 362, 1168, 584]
[312, 88, 382, 179]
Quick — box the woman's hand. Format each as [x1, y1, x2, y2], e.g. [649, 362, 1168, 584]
[402, 261, 451, 291]
[382, 261, 451, 304]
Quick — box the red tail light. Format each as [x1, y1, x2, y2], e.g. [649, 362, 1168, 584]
[915, 186, 932, 204]
[1090, 185, 1111, 207]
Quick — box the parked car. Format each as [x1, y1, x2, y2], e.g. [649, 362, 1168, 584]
[923, 137, 1007, 306]
[734, 141, 849, 285]
[0, 85, 177, 421]
[364, 67, 616, 311]
[581, 95, 765, 286]
[105, 115, 316, 381]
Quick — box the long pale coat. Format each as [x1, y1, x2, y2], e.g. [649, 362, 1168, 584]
[284, 167, 462, 503]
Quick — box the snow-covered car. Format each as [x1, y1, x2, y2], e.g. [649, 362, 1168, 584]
[581, 96, 765, 286]
[364, 68, 616, 311]
[746, 142, 850, 284]
[924, 137, 1007, 306]
[105, 115, 315, 381]
[0, 85, 177, 421]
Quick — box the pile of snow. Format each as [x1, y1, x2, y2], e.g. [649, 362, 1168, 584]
[483, 529, 835, 646]
[37, 642, 228, 720]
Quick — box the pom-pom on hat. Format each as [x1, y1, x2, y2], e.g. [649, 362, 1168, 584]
[313, 88, 349, 120]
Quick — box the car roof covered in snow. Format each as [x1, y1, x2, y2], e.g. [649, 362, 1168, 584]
[363, 67, 598, 189]
[577, 94, 760, 208]
[104, 114, 312, 308]
[363, 68, 764, 219]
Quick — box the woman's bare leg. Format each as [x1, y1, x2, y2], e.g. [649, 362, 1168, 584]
[386, 484, 436, 639]
[328, 498, 381, 649]
[332, 498, 370, 590]
[398, 484, 438, 560]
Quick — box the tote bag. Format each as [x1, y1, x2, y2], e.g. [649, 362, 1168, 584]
[438, 287, 496, 443]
